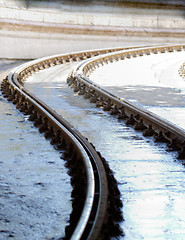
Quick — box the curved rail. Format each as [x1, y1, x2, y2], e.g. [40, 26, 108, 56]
[2, 44, 183, 239]
[1, 47, 129, 240]
[68, 44, 185, 159]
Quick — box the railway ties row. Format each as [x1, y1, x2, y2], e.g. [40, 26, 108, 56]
[68, 44, 185, 161]
[68, 78, 174, 149]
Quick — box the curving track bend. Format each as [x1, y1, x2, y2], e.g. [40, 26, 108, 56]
[1, 44, 185, 239]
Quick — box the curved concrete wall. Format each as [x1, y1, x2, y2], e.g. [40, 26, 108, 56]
[1, 0, 185, 29]
[0, 0, 185, 59]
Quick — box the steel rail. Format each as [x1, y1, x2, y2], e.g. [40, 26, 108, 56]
[68, 44, 185, 159]
[1, 46, 136, 239]
[2, 63, 106, 240]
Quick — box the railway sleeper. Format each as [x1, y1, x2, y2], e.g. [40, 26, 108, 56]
[73, 84, 81, 92]
[126, 114, 137, 125]
[29, 110, 38, 121]
[50, 129, 61, 145]
[20, 102, 28, 112]
[110, 104, 119, 115]
[118, 107, 129, 119]
[34, 115, 43, 127]
[143, 124, 156, 137]
[39, 117, 49, 133]
[7, 88, 16, 101]
[103, 99, 112, 111]
[7, 91, 16, 101]
[83, 90, 92, 99]
[24, 104, 34, 115]
[90, 92, 99, 103]
[12, 93, 20, 104]
[15, 96, 26, 109]
[44, 125, 54, 139]
[155, 131, 170, 143]
[96, 97, 105, 107]
[56, 138, 67, 151]
[134, 119, 147, 130]
[70, 81, 78, 90]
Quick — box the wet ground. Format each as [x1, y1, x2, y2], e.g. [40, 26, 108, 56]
[0, 62, 72, 240]
[25, 55, 185, 239]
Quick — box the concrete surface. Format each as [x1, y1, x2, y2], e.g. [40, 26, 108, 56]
[1, 27, 185, 59]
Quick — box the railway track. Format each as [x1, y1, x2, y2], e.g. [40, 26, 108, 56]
[68, 44, 185, 159]
[1, 44, 185, 239]
[1, 47, 128, 240]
